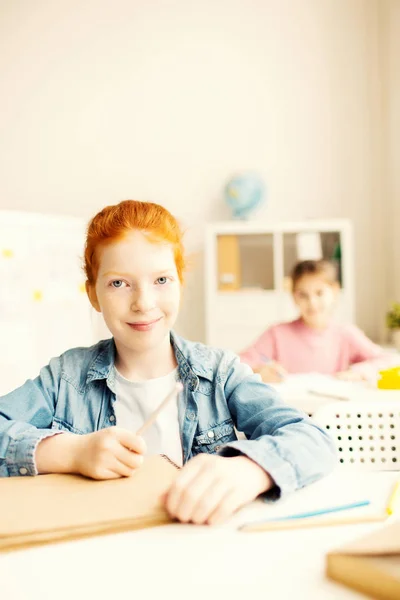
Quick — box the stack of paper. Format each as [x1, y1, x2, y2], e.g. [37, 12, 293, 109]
[0, 455, 178, 553]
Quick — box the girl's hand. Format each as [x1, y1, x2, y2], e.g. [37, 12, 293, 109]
[256, 361, 287, 383]
[165, 454, 274, 525]
[72, 427, 147, 479]
[336, 370, 366, 382]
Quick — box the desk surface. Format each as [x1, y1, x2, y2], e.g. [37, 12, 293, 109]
[0, 469, 398, 600]
[271, 374, 400, 414]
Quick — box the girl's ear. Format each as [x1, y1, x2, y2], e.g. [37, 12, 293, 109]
[85, 281, 101, 312]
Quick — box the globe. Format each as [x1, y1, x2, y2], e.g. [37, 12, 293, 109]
[224, 172, 266, 219]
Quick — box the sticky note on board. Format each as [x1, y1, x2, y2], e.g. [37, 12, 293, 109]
[33, 290, 43, 302]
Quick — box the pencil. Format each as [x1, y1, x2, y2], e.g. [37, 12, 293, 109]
[386, 481, 400, 516]
[239, 513, 387, 533]
[238, 499, 370, 532]
[308, 389, 349, 401]
[136, 382, 183, 436]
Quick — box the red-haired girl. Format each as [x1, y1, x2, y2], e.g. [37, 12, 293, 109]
[0, 201, 335, 524]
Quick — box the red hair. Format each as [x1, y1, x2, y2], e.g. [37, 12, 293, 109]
[84, 200, 186, 285]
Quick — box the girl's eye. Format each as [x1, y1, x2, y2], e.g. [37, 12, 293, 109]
[156, 277, 168, 285]
[111, 280, 126, 288]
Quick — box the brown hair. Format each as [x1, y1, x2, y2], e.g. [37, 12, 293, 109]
[84, 200, 186, 285]
[291, 259, 338, 291]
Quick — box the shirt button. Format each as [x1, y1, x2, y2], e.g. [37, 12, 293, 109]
[188, 412, 196, 420]
[19, 467, 28, 475]
[109, 415, 115, 422]
[207, 430, 215, 439]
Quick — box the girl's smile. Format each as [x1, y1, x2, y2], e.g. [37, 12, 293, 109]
[127, 317, 163, 331]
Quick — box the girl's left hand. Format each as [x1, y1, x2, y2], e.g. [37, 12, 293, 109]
[336, 370, 366, 382]
[164, 454, 274, 525]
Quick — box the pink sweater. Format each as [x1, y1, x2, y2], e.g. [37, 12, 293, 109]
[239, 318, 387, 375]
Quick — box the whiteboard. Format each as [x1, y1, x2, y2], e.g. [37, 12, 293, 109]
[0, 210, 104, 395]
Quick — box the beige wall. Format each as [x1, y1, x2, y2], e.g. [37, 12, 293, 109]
[0, 0, 394, 342]
[383, 1, 400, 304]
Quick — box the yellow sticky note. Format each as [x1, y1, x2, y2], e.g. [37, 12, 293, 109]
[2, 249, 14, 258]
[33, 290, 43, 302]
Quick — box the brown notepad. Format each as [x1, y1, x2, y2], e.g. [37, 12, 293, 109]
[326, 520, 400, 600]
[0, 455, 179, 553]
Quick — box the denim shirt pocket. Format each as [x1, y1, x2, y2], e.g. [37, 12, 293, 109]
[51, 417, 86, 436]
[193, 419, 237, 455]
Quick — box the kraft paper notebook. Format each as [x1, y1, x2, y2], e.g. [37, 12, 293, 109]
[0, 455, 179, 553]
[326, 520, 400, 600]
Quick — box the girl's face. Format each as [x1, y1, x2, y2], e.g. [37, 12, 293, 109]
[87, 230, 181, 355]
[292, 274, 338, 329]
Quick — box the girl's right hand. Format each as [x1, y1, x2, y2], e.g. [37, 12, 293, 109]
[255, 361, 287, 383]
[72, 427, 146, 480]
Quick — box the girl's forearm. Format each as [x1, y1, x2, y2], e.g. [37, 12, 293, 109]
[35, 433, 82, 474]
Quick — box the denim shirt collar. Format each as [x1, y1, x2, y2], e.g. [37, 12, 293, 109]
[84, 331, 214, 393]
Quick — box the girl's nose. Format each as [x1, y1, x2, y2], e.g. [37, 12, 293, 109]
[131, 288, 155, 312]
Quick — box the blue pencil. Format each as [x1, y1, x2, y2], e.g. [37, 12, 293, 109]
[239, 500, 370, 530]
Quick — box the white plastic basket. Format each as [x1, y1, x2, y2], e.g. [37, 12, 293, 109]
[313, 400, 400, 470]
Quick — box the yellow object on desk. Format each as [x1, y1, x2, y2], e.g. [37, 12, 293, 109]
[386, 481, 400, 516]
[377, 366, 400, 389]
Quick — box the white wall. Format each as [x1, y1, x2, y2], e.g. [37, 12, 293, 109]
[0, 0, 392, 343]
[382, 1, 400, 304]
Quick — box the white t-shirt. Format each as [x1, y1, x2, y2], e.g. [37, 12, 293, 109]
[113, 367, 183, 467]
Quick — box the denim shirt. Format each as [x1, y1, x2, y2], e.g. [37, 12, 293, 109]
[0, 332, 336, 495]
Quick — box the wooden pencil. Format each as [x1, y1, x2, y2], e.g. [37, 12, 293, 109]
[136, 382, 183, 436]
[239, 513, 387, 533]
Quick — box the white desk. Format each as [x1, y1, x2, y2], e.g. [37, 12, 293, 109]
[270, 374, 400, 415]
[0, 469, 398, 600]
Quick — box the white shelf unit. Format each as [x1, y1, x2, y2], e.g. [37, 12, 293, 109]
[205, 219, 354, 353]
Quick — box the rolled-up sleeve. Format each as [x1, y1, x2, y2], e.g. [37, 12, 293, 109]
[0, 358, 62, 477]
[219, 355, 337, 498]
